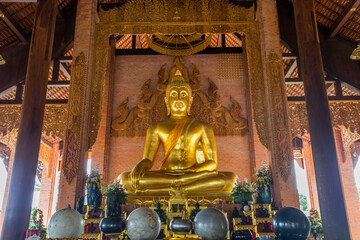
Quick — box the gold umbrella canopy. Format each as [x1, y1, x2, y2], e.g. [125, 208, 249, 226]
[145, 33, 212, 56]
[350, 44, 360, 60]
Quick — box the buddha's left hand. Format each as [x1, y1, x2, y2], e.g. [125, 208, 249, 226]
[190, 160, 217, 172]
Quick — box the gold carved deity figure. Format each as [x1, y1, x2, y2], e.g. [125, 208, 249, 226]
[119, 70, 237, 195]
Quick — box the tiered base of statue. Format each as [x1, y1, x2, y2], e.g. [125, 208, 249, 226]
[45, 192, 278, 240]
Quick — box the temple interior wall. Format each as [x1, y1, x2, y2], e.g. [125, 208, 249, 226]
[107, 54, 257, 182]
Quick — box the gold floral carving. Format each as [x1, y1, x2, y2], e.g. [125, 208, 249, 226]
[0, 129, 18, 152]
[63, 53, 87, 184]
[243, 25, 270, 149]
[39, 143, 52, 165]
[267, 51, 293, 180]
[288, 102, 360, 151]
[0, 105, 21, 138]
[39, 143, 53, 178]
[111, 57, 248, 137]
[99, 0, 255, 24]
[339, 126, 360, 153]
[88, 33, 109, 151]
[288, 102, 309, 137]
[0, 105, 67, 149]
[43, 105, 68, 140]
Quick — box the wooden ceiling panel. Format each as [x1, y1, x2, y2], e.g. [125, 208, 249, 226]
[46, 86, 69, 100]
[0, 1, 74, 50]
[286, 84, 305, 97]
[58, 0, 71, 10]
[10, 4, 36, 34]
[315, 0, 344, 28]
[0, 88, 16, 100]
[3, 3, 34, 16]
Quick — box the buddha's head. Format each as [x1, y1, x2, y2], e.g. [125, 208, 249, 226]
[165, 70, 193, 118]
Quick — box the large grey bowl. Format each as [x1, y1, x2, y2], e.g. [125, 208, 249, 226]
[255, 236, 277, 240]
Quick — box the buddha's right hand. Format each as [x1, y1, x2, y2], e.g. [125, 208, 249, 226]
[130, 159, 152, 189]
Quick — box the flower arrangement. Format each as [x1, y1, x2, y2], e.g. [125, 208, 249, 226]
[255, 161, 273, 187]
[309, 208, 323, 239]
[230, 178, 256, 197]
[86, 164, 102, 190]
[103, 179, 127, 199]
[29, 208, 46, 239]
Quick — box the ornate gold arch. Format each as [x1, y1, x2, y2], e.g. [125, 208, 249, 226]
[61, 0, 270, 183]
[88, 0, 268, 149]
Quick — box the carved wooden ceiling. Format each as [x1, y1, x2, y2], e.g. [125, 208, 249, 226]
[281, 42, 360, 98]
[0, 0, 359, 49]
[0, 0, 359, 102]
[0, 0, 74, 48]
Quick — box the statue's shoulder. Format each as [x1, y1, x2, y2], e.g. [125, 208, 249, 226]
[148, 119, 172, 132]
[189, 118, 213, 131]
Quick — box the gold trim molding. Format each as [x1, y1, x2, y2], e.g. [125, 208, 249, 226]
[111, 57, 248, 137]
[63, 52, 87, 183]
[267, 51, 293, 180]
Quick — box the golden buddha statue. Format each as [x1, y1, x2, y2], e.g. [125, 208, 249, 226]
[119, 70, 237, 195]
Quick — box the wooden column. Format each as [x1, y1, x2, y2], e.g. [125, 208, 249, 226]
[0, 0, 57, 239]
[293, 0, 351, 239]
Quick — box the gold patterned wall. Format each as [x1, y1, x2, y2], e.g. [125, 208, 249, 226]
[0, 104, 67, 150]
[288, 101, 360, 151]
[218, 54, 244, 83]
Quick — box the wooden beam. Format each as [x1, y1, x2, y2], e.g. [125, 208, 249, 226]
[132, 35, 136, 49]
[334, 80, 343, 97]
[285, 78, 302, 84]
[115, 47, 243, 55]
[287, 95, 360, 101]
[0, 1, 76, 94]
[293, 0, 351, 239]
[3, 1, 37, 2]
[58, 56, 72, 62]
[51, 0, 77, 59]
[278, 0, 360, 91]
[221, 34, 226, 48]
[282, 53, 297, 59]
[0, 0, 57, 239]
[330, 0, 360, 38]
[0, 4, 27, 42]
[47, 80, 70, 87]
[51, 59, 60, 82]
[285, 78, 337, 85]
[0, 99, 68, 104]
[14, 84, 23, 103]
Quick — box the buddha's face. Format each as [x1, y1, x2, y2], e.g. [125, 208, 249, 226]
[165, 86, 193, 118]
